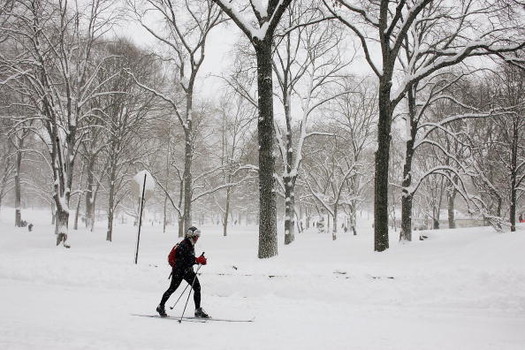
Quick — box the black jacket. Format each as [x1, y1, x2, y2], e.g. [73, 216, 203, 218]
[173, 238, 196, 273]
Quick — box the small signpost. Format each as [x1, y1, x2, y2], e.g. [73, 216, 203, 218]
[132, 170, 155, 264]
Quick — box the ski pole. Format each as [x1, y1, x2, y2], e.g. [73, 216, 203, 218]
[169, 282, 191, 310]
[170, 252, 206, 310]
[179, 256, 204, 323]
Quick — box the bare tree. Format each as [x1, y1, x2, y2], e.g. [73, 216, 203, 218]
[329, 77, 377, 235]
[1, 0, 118, 247]
[302, 130, 358, 240]
[273, 0, 350, 244]
[0, 0, 15, 44]
[127, 0, 225, 236]
[98, 39, 157, 242]
[10, 120, 32, 227]
[214, 93, 257, 236]
[0, 116, 15, 214]
[325, 0, 525, 251]
[469, 64, 525, 232]
[497, 65, 525, 232]
[211, 0, 293, 258]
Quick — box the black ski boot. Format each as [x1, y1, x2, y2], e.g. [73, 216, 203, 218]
[156, 304, 167, 317]
[195, 307, 210, 318]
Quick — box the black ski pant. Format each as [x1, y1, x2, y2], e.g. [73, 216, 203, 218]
[160, 268, 201, 309]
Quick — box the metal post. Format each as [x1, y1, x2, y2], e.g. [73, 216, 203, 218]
[134, 173, 147, 264]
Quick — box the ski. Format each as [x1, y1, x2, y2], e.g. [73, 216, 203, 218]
[132, 314, 254, 323]
[182, 316, 254, 323]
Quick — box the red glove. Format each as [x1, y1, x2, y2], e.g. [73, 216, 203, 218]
[196, 255, 207, 265]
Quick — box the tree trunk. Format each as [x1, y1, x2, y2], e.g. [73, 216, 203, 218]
[374, 79, 393, 252]
[178, 216, 184, 238]
[163, 141, 170, 233]
[106, 164, 116, 242]
[447, 187, 456, 229]
[400, 193, 413, 241]
[284, 175, 296, 244]
[163, 193, 168, 233]
[177, 178, 185, 238]
[52, 132, 73, 248]
[106, 205, 114, 242]
[14, 145, 22, 227]
[55, 207, 69, 247]
[223, 182, 232, 237]
[510, 117, 519, 232]
[74, 192, 82, 230]
[183, 89, 195, 232]
[255, 37, 278, 259]
[400, 86, 417, 242]
[350, 202, 357, 235]
[182, 148, 192, 232]
[85, 157, 95, 231]
[332, 207, 338, 241]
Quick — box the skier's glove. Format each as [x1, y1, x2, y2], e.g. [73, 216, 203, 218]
[196, 255, 207, 265]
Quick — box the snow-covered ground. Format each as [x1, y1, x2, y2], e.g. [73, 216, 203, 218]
[0, 208, 524, 350]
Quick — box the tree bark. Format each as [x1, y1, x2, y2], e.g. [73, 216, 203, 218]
[85, 156, 95, 231]
[55, 208, 69, 247]
[332, 207, 338, 241]
[400, 86, 417, 242]
[74, 192, 82, 230]
[284, 175, 296, 244]
[14, 136, 23, 227]
[255, 37, 278, 259]
[106, 159, 117, 242]
[183, 127, 193, 231]
[510, 117, 519, 232]
[374, 78, 393, 252]
[447, 186, 457, 229]
[223, 178, 232, 237]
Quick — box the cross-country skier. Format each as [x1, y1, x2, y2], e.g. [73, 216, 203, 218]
[156, 226, 209, 318]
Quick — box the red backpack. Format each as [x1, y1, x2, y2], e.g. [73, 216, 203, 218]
[167, 243, 179, 267]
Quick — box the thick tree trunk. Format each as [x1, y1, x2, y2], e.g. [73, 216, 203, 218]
[255, 38, 278, 259]
[400, 194, 413, 241]
[55, 208, 69, 247]
[374, 80, 393, 252]
[53, 133, 73, 248]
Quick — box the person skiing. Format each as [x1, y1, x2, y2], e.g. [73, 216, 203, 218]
[156, 226, 209, 318]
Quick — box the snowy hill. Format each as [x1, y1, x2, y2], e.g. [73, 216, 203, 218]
[0, 208, 524, 350]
